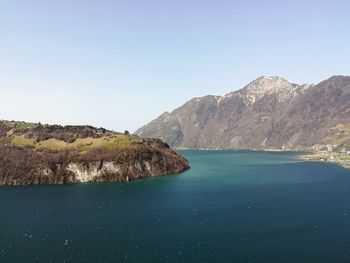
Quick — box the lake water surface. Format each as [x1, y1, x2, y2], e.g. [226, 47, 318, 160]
[1, 151, 350, 262]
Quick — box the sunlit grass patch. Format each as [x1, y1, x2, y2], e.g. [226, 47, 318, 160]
[340, 155, 350, 161]
[37, 138, 68, 149]
[6, 131, 136, 152]
[1, 121, 16, 128]
[11, 135, 35, 146]
[101, 135, 131, 148]
[1, 121, 38, 129]
[324, 123, 350, 145]
[335, 123, 350, 132]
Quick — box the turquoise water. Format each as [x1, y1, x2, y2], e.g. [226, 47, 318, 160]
[1, 150, 350, 262]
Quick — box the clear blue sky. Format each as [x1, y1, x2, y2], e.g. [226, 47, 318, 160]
[1, 0, 349, 132]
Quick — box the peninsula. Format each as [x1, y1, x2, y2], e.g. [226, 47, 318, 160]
[0, 121, 189, 185]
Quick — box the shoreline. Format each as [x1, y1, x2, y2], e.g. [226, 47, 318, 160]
[176, 147, 350, 170]
[175, 147, 298, 152]
[298, 152, 350, 169]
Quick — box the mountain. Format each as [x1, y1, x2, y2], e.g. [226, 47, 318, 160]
[0, 121, 189, 185]
[135, 75, 350, 151]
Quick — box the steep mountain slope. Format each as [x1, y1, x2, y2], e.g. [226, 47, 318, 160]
[136, 75, 350, 150]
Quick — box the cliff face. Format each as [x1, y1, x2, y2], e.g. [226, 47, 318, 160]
[0, 122, 189, 185]
[136, 76, 350, 151]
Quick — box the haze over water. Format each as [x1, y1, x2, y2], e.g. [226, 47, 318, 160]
[1, 151, 350, 262]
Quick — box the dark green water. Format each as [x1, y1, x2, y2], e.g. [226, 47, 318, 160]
[1, 151, 350, 263]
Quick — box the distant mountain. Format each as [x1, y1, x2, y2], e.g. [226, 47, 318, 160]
[135, 75, 350, 151]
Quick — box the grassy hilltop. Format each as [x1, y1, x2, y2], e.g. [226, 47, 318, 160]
[0, 120, 142, 152]
[0, 120, 189, 185]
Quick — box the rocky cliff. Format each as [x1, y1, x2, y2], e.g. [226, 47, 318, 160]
[136, 75, 350, 151]
[0, 122, 189, 185]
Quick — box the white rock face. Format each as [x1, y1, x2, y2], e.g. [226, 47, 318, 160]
[215, 76, 310, 106]
[66, 160, 154, 182]
[41, 167, 53, 176]
[144, 161, 151, 173]
[67, 162, 121, 183]
[239, 76, 309, 104]
[135, 162, 142, 172]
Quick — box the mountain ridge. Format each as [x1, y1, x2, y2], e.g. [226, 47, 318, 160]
[136, 75, 350, 151]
